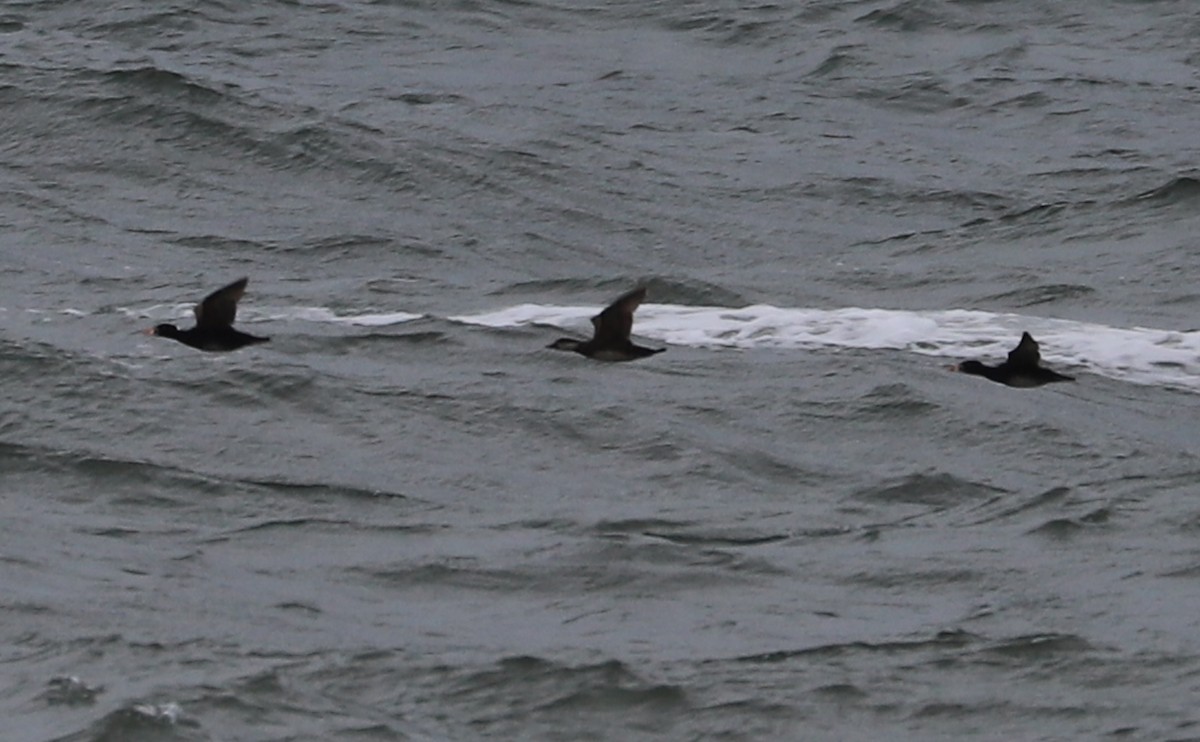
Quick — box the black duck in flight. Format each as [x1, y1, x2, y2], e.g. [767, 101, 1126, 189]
[954, 331, 1073, 387]
[547, 286, 664, 362]
[147, 277, 269, 352]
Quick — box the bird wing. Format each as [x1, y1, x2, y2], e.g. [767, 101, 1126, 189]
[1006, 332, 1041, 368]
[194, 277, 248, 329]
[590, 286, 645, 343]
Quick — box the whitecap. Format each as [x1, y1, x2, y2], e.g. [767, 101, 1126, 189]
[452, 303, 1200, 391]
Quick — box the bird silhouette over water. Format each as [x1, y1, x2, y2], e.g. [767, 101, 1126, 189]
[954, 331, 1073, 387]
[147, 277, 269, 352]
[547, 286, 665, 362]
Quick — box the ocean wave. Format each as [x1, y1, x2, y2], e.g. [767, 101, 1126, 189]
[106, 299, 1200, 391]
[1133, 175, 1200, 207]
[451, 302, 1200, 391]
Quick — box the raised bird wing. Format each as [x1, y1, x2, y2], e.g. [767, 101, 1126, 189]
[590, 286, 645, 344]
[1006, 331, 1041, 369]
[194, 277, 248, 329]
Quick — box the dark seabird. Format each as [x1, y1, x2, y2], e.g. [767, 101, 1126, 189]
[954, 331, 1073, 387]
[547, 286, 665, 362]
[147, 277, 269, 352]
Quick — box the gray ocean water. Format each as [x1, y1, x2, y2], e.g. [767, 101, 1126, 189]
[3, 1, 1200, 740]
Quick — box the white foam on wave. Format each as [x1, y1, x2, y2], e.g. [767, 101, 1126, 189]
[452, 303, 1200, 392]
[255, 307, 423, 326]
[131, 701, 182, 724]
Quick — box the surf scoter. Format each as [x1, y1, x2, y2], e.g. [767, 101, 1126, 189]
[954, 331, 1073, 387]
[547, 286, 664, 362]
[147, 277, 269, 352]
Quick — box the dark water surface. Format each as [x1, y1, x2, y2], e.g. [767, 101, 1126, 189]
[3, 1, 1200, 740]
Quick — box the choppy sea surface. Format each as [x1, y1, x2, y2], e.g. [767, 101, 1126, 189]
[3, 1, 1200, 740]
